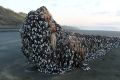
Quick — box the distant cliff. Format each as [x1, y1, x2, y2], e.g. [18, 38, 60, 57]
[0, 6, 26, 28]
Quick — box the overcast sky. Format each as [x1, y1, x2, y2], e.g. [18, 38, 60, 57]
[0, 0, 120, 31]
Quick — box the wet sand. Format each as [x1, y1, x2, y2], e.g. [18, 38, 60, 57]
[0, 31, 120, 80]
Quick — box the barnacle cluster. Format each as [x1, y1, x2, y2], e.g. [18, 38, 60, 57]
[20, 6, 120, 74]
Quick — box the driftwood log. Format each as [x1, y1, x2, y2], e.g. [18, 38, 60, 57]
[20, 6, 120, 74]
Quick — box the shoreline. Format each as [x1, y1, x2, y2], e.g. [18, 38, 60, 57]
[0, 29, 19, 32]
